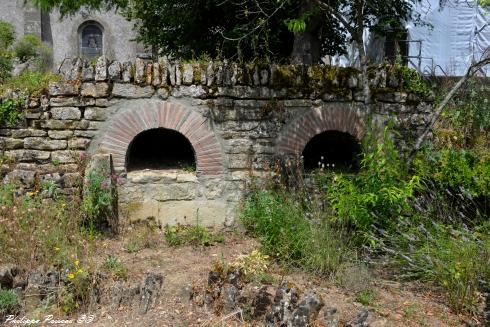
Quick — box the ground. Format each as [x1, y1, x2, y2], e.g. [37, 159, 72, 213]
[70, 230, 477, 327]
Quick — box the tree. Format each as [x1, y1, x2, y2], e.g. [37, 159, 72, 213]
[32, 0, 418, 64]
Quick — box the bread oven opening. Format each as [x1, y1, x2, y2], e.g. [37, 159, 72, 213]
[302, 130, 361, 172]
[126, 128, 196, 172]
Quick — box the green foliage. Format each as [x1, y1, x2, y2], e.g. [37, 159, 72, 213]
[241, 189, 351, 275]
[32, 0, 420, 62]
[14, 34, 42, 62]
[414, 147, 490, 198]
[81, 169, 115, 234]
[0, 70, 59, 97]
[391, 62, 432, 96]
[355, 289, 376, 306]
[0, 21, 15, 48]
[104, 255, 128, 280]
[0, 98, 23, 127]
[326, 124, 421, 232]
[164, 223, 224, 247]
[0, 289, 19, 317]
[0, 21, 15, 83]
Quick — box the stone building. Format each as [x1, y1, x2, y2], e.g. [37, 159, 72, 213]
[0, 0, 146, 68]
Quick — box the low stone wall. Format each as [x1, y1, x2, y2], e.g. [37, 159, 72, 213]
[0, 57, 434, 227]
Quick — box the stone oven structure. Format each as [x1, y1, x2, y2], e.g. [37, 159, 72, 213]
[0, 57, 433, 227]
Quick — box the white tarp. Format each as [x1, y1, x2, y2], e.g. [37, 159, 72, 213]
[407, 0, 490, 76]
[329, 0, 490, 76]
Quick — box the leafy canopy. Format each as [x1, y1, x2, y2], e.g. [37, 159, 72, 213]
[32, 0, 420, 61]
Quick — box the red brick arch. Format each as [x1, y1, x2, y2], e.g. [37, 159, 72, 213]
[277, 106, 365, 156]
[99, 102, 224, 175]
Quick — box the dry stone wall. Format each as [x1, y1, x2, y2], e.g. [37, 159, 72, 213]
[0, 56, 434, 227]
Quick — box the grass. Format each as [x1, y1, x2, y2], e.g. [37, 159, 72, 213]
[241, 188, 353, 276]
[164, 224, 224, 247]
[0, 289, 19, 318]
[104, 255, 128, 280]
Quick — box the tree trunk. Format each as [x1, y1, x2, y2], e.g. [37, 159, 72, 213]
[290, 0, 322, 64]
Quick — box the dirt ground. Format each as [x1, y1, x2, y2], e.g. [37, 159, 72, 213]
[56, 228, 482, 327]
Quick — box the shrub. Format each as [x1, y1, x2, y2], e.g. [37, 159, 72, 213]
[0, 70, 60, 97]
[0, 21, 14, 83]
[0, 21, 15, 48]
[13, 34, 52, 69]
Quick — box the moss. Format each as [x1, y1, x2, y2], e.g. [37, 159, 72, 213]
[193, 64, 202, 84]
[272, 65, 303, 87]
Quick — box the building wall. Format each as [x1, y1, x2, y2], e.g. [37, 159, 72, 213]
[0, 1, 145, 69]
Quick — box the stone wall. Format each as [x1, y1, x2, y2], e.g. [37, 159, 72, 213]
[0, 57, 434, 227]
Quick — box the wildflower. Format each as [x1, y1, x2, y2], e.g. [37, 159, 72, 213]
[77, 269, 83, 274]
[79, 152, 87, 161]
[74, 260, 80, 266]
[101, 180, 109, 190]
[67, 273, 75, 279]
[54, 247, 60, 251]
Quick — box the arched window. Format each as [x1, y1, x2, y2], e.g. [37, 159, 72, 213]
[302, 131, 361, 172]
[79, 22, 103, 59]
[126, 128, 196, 172]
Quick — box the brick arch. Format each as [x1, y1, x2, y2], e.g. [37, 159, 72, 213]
[277, 106, 365, 156]
[99, 102, 224, 176]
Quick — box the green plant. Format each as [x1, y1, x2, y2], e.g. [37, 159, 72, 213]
[391, 60, 432, 96]
[104, 255, 128, 280]
[0, 21, 15, 49]
[81, 168, 115, 235]
[0, 289, 19, 318]
[0, 70, 60, 97]
[164, 223, 224, 247]
[13, 33, 52, 69]
[355, 289, 375, 306]
[0, 98, 23, 127]
[241, 188, 352, 275]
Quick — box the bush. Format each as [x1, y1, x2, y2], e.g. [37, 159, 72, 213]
[13, 34, 52, 69]
[0, 21, 14, 83]
[0, 21, 14, 49]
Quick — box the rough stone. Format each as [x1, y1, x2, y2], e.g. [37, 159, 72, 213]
[51, 107, 81, 120]
[182, 64, 194, 85]
[10, 129, 46, 138]
[122, 61, 133, 82]
[112, 83, 154, 98]
[3, 138, 24, 149]
[95, 56, 109, 81]
[48, 130, 74, 139]
[24, 137, 67, 150]
[51, 150, 82, 164]
[68, 138, 91, 150]
[108, 61, 123, 81]
[5, 150, 50, 161]
[323, 307, 340, 327]
[48, 81, 79, 96]
[5, 170, 36, 187]
[291, 294, 324, 327]
[40, 120, 89, 130]
[81, 82, 111, 98]
[135, 58, 146, 84]
[49, 97, 95, 107]
[0, 264, 18, 289]
[139, 272, 164, 314]
[84, 107, 110, 121]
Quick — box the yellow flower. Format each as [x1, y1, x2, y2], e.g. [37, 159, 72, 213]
[67, 273, 75, 279]
[74, 260, 80, 266]
[54, 247, 60, 251]
[77, 269, 83, 274]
